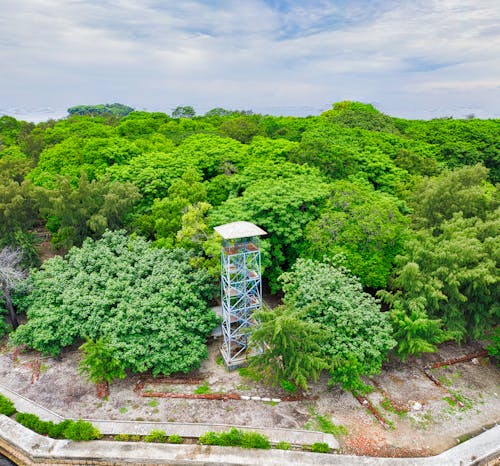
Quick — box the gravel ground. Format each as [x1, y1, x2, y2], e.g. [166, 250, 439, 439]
[0, 339, 498, 457]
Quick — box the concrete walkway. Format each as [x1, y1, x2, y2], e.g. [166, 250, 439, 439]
[0, 382, 338, 448]
[1, 383, 499, 465]
[0, 415, 499, 466]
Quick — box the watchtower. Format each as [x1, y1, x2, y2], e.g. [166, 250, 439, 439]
[214, 221, 266, 369]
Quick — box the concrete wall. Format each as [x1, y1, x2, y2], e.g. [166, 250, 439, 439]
[1, 415, 499, 466]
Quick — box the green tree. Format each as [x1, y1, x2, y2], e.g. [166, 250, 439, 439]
[410, 164, 497, 232]
[78, 337, 126, 398]
[305, 180, 409, 289]
[0, 116, 23, 149]
[209, 174, 330, 290]
[29, 136, 141, 186]
[11, 231, 218, 375]
[291, 121, 412, 193]
[280, 258, 395, 391]
[322, 101, 399, 133]
[172, 106, 196, 118]
[67, 103, 134, 117]
[387, 307, 447, 361]
[152, 169, 207, 247]
[220, 116, 262, 143]
[384, 210, 499, 341]
[248, 305, 331, 391]
[397, 117, 500, 182]
[37, 173, 140, 249]
[176, 202, 221, 279]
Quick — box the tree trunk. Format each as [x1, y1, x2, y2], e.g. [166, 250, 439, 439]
[1, 282, 19, 329]
[96, 381, 109, 399]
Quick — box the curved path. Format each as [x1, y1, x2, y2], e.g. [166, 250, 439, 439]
[0, 382, 337, 447]
[1, 383, 498, 465]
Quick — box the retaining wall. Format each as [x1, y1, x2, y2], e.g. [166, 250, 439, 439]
[1, 416, 499, 466]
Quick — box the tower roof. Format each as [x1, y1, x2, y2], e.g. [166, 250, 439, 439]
[214, 221, 267, 240]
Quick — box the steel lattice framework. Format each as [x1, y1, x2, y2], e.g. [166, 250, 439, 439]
[219, 236, 263, 369]
[214, 222, 266, 369]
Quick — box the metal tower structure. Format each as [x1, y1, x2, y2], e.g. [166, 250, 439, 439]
[214, 221, 267, 369]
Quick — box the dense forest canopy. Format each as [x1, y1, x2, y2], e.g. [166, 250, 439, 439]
[0, 101, 498, 382]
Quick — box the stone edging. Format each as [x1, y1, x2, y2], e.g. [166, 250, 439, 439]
[0, 383, 337, 448]
[0, 416, 499, 466]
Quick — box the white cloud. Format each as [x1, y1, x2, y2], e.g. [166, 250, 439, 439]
[0, 0, 499, 118]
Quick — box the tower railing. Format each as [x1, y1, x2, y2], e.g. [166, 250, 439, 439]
[220, 237, 262, 369]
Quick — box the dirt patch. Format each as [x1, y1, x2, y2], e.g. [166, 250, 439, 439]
[0, 340, 498, 457]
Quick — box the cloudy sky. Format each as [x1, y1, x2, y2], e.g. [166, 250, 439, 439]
[1, 0, 499, 120]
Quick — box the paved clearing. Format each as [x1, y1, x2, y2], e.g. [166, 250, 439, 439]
[0, 339, 498, 457]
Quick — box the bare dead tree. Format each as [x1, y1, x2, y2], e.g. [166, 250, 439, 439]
[0, 247, 26, 329]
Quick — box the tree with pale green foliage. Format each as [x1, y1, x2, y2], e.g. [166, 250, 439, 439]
[280, 258, 395, 392]
[175, 202, 221, 279]
[11, 231, 218, 375]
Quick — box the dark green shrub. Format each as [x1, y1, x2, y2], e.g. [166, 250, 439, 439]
[275, 441, 291, 450]
[240, 431, 271, 449]
[48, 420, 71, 439]
[199, 429, 270, 449]
[310, 442, 330, 453]
[15, 412, 101, 441]
[145, 429, 167, 443]
[63, 419, 101, 441]
[0, 319, 11, 339]
[279, 379, 298, 394]
[486, 327, 500, 366]
[167, 434, 183, 444]
[199, 431, 219, 445]
[217, 428, 242, 446]
[16, 412, 48, 434]
[0, 394, 16, 416]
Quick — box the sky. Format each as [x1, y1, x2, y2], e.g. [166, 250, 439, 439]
[1, 0, 499, 121]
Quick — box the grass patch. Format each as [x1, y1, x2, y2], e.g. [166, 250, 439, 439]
[380, 397, 407, 417]
[119, 406, 127, 414]
[168, 434, 183, 444]
[194, 381, 211, 395]
[238, 367, 263, 382]
[148, 400, 158, 407]
[145, 429, 166, 443]
[275, 441, 291, 450]
[310, 442, 330, 453]
[437, 369, 462, 387]
[199, 428, 270, 449]
[306, 407, 348, 437]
